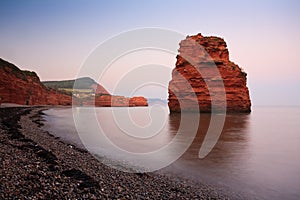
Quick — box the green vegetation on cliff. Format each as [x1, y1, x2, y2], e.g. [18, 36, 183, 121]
[42, 77, 97, 89]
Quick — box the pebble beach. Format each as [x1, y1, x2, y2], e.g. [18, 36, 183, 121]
[0, 106, 237, 199]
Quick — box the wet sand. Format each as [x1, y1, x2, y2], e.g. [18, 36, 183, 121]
[0, 106, 239, 199]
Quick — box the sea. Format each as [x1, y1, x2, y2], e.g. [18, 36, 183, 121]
[42, 105, 300, 200]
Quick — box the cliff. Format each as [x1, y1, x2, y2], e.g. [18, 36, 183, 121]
[95, 95, 147, 107]
[80, 95, 148, 107]
[168, 34, 251, 112]
[0, 58, 72, 106]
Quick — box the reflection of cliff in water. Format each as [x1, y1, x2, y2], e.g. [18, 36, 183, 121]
[165, 112, 250, 184]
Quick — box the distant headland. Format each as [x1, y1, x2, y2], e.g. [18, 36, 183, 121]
[0, 58, 147, 107]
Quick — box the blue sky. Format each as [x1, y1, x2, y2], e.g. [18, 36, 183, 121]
[0, 0, 300, 105]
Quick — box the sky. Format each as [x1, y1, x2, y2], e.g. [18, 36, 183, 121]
[0, 0, 300, 105]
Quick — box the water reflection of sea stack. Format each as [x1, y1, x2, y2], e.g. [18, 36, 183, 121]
[168, 113, 250, 163]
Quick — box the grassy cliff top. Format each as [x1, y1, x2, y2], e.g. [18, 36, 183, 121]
[42, 77, 97, 89]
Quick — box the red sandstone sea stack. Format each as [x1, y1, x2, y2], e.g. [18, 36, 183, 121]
[168, 33, 251, 113]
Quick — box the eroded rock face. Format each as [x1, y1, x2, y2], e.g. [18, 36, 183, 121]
[95, 95, 148, 107]
[81, 95, 148, 107]
[96, 95, 130, 107]
[168, 34, 251, 113]
[129, 96, 148, 107]
[0, 58, 72, 105]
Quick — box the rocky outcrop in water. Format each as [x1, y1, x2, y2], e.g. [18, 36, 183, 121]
[168, 34, 251, 112]
[0, 58, 72, 106]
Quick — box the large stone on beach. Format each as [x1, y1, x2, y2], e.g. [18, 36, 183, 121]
[168, 34, 251, 112]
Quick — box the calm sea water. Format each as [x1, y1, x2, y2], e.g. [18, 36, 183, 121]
[43, 106, 300, 199]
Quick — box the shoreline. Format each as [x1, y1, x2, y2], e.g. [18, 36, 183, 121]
[0, 106, 238, 199]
